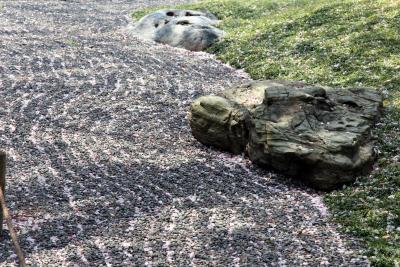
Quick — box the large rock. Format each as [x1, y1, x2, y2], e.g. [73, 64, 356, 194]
[189, 81, 383, 190]
[132, 9, 223, 51]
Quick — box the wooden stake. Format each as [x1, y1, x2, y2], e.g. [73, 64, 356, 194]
[0, 152, 27, 267]
[0, 151, 5, 235]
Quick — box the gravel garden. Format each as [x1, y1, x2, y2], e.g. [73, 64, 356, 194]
[0, 0, 398, 266]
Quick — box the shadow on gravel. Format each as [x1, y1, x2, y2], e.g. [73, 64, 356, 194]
[0, 154, 313, 265]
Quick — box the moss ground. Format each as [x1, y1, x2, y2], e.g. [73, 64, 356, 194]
[133, 1, 400, 265]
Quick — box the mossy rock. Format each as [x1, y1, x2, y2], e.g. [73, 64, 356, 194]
[189, 80, 383, 190]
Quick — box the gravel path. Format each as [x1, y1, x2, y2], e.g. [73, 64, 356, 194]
[0, 0, 368, 266]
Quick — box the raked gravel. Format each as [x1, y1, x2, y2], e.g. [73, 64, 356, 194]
[0, 0, 369, 266]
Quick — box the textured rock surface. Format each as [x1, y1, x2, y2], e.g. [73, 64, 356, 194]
[132, 9, 223, 51]
[0, 1, 369, 266]
[190, 80, 383, 190]
[189, 96, 250, 154]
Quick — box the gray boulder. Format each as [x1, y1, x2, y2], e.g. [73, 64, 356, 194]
[132, 9, 223, 51]
[189, 80, 383, 190]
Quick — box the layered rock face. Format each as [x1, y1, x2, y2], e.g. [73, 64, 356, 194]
[189, 81, 383, 190]
[132, 9, 223, 51]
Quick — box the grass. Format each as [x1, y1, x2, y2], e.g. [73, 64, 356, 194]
[133, 0, 400, 265]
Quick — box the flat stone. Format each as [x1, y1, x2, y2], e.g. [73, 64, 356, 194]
[189, 80, 383, 190]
